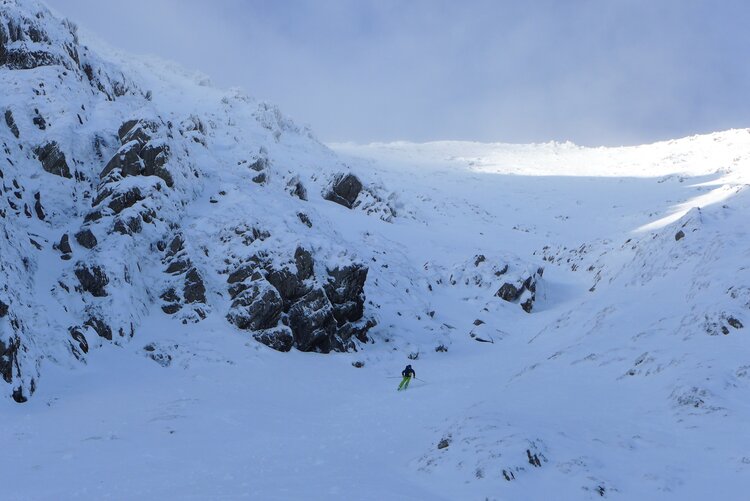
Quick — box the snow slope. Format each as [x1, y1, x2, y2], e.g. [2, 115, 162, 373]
[2, 1, 750, 499]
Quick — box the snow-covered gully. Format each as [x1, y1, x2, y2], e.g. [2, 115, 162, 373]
[2, 1, 749, 499]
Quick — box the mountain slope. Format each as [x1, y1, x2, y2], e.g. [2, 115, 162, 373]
[2, 1, 750, 499]
[1, 0, 399, 402]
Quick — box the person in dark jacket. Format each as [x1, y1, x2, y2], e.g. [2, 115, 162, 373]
[398, 364, 416, 391]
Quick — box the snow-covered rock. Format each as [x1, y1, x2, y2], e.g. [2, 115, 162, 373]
[3, 1, 750, 499]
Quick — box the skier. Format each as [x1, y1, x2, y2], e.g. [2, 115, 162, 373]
[398, 364, 416, 391]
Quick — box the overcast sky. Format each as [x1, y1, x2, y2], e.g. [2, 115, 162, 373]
[49, 0, 750, 145]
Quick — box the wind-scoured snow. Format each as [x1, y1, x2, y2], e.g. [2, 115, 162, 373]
[2, 1, 750, 499]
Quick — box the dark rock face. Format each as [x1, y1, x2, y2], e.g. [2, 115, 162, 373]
[12, 387, 27, 403]
[69, 327, 89, 353]
[166, 259, 190, 275]
[226, 249, 372, 353]
[287, 177, 307, 200]
[101, 120, 173, 187]
[520, 296, 534, 314]
[143, 344, 172, 367]
[57, 233, 72, 255]
[266, 267, 310, 308]
[183, 268, 206, 304]
[227, 278, 283, 331]
[161, 303, 181, 314]
[84, 316, 112, 340]
[0, 10, 77, 71]
[0, 336, 19, 383]
[106, 187, 144, 215]
[295, 247, 314, 280]
[0, 299, 8, 317]
[297, 212, 312, 228]
[325, 264, 368, 324]
[324, 173, 362, 209]
[34, 142, 71, 178]
[113, 216, 143, 235]
[288, 288, 338, 352]
[74, 264, 109, 297]
[4, 109, 19, 138]
[496, 282, 520, 302]
[248, 157, 267, 172]
[32, 112, 46, 130]
[727, 317, 744, 329]
[33, 192, 45, 220]
[158, 234, 208, 319]
[118, 119, 139, 141]
[160, 288, 181, 314]
[74, 228, 97, 249]
[227, 264, 256, 285]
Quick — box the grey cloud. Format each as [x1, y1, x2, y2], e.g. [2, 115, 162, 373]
[49, 0, 750, 145]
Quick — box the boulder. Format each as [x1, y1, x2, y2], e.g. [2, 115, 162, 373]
[74, 228, 97, 249]
[727, 317, 743, 329]
[32, 113, 46, 130]
[248, 158, 267, 172]
[493, 267, 542, 313]
[287, 177, 307, 200]
[0, 299, 7, 317]
[324, 173, 362, 209]
[12, 387, 27, 403]
[57, 233, 72, 254]
[496, 282, 521, 302]
[297, 212, 313, 228]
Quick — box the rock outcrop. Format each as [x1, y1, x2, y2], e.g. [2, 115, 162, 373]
[101, 119, 174, 187]
[226, 247, 373, 353]
[0, 0, 383, 402]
